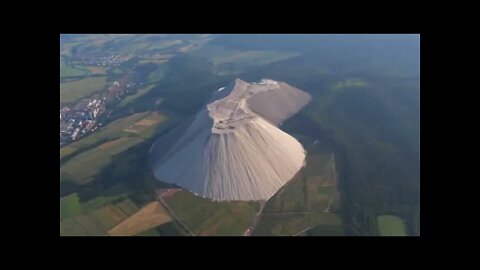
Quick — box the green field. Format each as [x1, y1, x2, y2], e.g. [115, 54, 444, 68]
[264, 173, 306, 213]
[146, 39, 183, 51]
[254, 214, 309, 236]
[60, 145, 78, 159]
[307, 225, 345, 236]
[60, 76, 108, 104]
[146, 65, 167, 83]
[135, 228, 161, 236]
[331, 78, 370, 91]
[60, 184, 131, 221]
[192, 46, 299, 75]
[253, 152, 343, 236]
[60, 112, 168, 184]
[164, 190, 259, 236]
[60, 193, 83, 220]
[117, 41, 151, 54]
[60, 198, 139, 236]
[60, 111, 167, 159]
[60, 56, 89, 78]
[119, 84, 157, 107]
[377, 215, 408, 236]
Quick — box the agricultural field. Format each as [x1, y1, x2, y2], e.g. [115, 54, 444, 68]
[60, 56, 89, 78]
[60, 76, 108, 104]
[60, 197, 139, 236]
[331, 78, 370, 91]
[163, 190, 259, 236]
[191, 45, 299, 75]
[60, 111, 168, 184]
[138, 53, 175, 64]
[108, 201, 172, 236]
[59, 35, 419, 236]
[252, 152, 344, 236]
[60, 185, 130, 221]
[60, 145, 78, 159]
[85, 66, 107, 75]
[61, 41, 85, 56]
[119, 84, 157, 107]
[60, 193, 83, 220]
[377, 215, 407, 236]
[145, 39, 183, 51]
[118, 42, 151, 54]
[60, 111, 164, 158]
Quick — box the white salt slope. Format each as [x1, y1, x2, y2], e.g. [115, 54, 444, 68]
[153, 78, 311, 201]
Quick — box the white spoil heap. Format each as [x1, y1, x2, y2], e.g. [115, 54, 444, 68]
[152, 78, 311, 201]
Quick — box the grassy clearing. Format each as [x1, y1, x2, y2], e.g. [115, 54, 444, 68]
[377, 215, 407, 236]
[60, 76, 108, 104]
[164, 190, 258, 236]
[108, 201, 172, 236]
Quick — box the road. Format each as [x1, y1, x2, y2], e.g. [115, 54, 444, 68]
[155, 189, 196, 236]
[261, 210, 328, 216]
[292, 226, 312, 236]
[324, 153, 337, 213]
[243, 201, 266, 236]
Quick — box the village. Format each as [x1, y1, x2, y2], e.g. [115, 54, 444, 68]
[60, 76, 142, 147]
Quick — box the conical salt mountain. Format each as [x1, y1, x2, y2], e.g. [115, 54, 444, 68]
[152, 78, 311, 201]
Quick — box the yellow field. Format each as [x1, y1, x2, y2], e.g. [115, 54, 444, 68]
[60, 198, 140, 236]
[108, 201, 172, 236]
[123, 112, 168, 135]
[98, 137, 130, 150]
[135, 118, 158, 126]
[60, 146, 77, 159]
[86, 66, 107, 75]
[138, 59, 168, 65]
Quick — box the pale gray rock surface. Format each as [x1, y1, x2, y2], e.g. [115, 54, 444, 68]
[152, 78, 311, 201]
